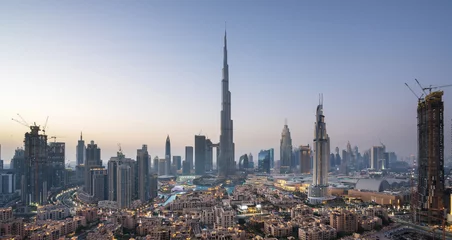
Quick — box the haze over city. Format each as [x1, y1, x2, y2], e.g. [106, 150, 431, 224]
[1, 0, 451, 163]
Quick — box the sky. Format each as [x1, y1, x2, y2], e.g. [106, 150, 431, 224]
[1, 1, 451, 165]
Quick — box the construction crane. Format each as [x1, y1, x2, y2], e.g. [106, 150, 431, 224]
[415, 79, 452, 94]
[49, 136, 64, 143]
[405, 82, 424, 101]
[42, 116, 49, 134]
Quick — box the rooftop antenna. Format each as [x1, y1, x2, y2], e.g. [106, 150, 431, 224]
[284, 118, 288, 126]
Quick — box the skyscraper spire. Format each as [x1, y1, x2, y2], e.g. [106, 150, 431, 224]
[80, 131, 83, 140]
[223, 29, 228, 68]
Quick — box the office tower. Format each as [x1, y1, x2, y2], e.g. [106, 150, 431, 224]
[292, 147, 300, 169]
[387, 152, 397, 168]
[24, 125, 48, 205]
[158, 158, 166, 176]
[268, 148, 274, 168]
[346, 141, 355, 172]
[300, 145, 311, 174]
[238, 154, 249, 170]
[165, 135, 171, 175]
[137, 145, 150, 202]
[173, 156, 182, 171]
[218, 31, 235, 178]
[0, 170, 15, 194]
[47, 142, 65, 188]
[280, 122, 293, 174]
[363, 150, 370, 169]
[90, 167, 107, 201]
[258, 150, 271, 174]
[205, 139, 213, 172]
[195, 135, 207, 175]
[185, 146, 194, 171]
[308, 96, 332, 204]
[334, 147, 341, 166]
[11, 148, 25, 190]
[370, 146, 385, 170]
[417, 91, 445, 223]
[182, 160, 190, 175]
[248, 153, 254, 169]
[76, 132, 85, 165]
[150, 173, 158, 199]
[340, 150, 348, 175]
[107, 152, 135, 201]
[85, 141, 102, 195]
[153, 156, 159, 174]
[117, 164, 131, 208]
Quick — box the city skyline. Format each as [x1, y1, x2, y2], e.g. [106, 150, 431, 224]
[1, 1, 452, 163]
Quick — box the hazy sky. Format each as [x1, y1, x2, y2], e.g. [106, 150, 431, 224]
[1, 1, 451, 165]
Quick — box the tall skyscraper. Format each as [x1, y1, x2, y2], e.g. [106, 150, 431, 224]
[417, 91, 445, 223]
[195, 135, 207, 175]
[258, 150, 271, 174]
[300, 145, 311, 174]
[370, 146, 385, 170]
[90, 167, 107, 201]
[108, 152, 136, 201]
[153, 156, 159, 174]
[117, 164, 131, 209]
[185, 146, 194, 171]
[280, 122, 293, 174]
[248, 153, 254, 169]
[173, 156, 182, 171]
[48, 142, 65, 188]
[238, 154, 249, 170]
[308, 96, 332, 204]
[218, 31, 235, 178]
[11, 148, 25, 190]
[165, 135, 171, 175]
[137, 145, 150, 202]
[85, 141, 102, 195]
[23, 125, 48, 205]
[76, 132, 85, 166]
[158, 158, 166, 176]
[149, 173, 158, 199]
[205, 139, 213, 172]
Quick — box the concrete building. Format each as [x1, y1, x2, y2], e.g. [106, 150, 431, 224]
[308, 96, 332, 204]
[158, 158, 166, 176]
[195, 135, 207, 175]
[185, 146, 194, 171]
[90, 167, 108, 201]
[299, 145, 311, 174]
[417, 91, 445, 223]
[48, 142, 65, 189]
[173, 156, 182, 171]
[330, 209, 358, 234]
[85, 141, 102, 195]
[165, 135, 171, 175]
[150, 173, 158, 199]
[298, 224, 336, 240]
[0, 172, 15, 194]
[153, 156, 159, 174]
[37, 205, 70, 220]
[371, 146, 385, 170]
[137, 145, 150, 202]
[23, 125, 48, 205]
[117, 164, 132, 208]
[11, 148, 25, 190]
[214, 206, 236, 228]
[107, 153, 135, 201]
[205, 139, 213, 172]
[182, 160, 190, 175]
[258, 150, 271, 174]
[76, 132, 85, 165]
[218, 31, 235, 178]
[280, 122, 293, 174]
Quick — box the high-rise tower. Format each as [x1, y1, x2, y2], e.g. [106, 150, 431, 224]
[417, 91, 445, 223]
[137, 144, 150, 202]
[76, 132, 85, 166]
[165, 135, 171, 175]
[308, 95, 333, 204]
[218, 30, 235, 178]
[280, 121, 293, 174]
[85, 141, 101, 195]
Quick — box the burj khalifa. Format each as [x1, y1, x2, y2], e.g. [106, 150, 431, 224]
[308, 95, 333, 204]
[218, 31, 235, 178]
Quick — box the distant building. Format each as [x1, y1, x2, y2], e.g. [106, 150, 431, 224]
[158, 158, 166, 176]
[117, 164, 132, 208]
[150, 173, 158, 199]
[165, 135, 171, 175]
[85, 141, 102, 195]
[11, 148, 25, 190]
[299, 145, 311, 174]
[280, 122, 293, 174]
[205, 139, 213, 172]
[48, 142, 65, 188]
[153, 156, 159, 174]
[0, 171, 15, 194]
[185, 146, 194, 170]
[258, 150, 271, 174]
[137, 145, 150, 202]
[76, 132, 85, 165]
[195, 135, 207, 175]
[182, 160, 190, 175]
[371, 146, 385, 170]
[90, 167, 108, 201]
[330, 209, 358, 234]
[107, 152, 136, 202]
[238, 154, 249, 170]
[173, 156, 182, 171]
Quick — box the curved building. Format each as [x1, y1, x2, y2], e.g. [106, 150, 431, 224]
[308, 96, 333, 204]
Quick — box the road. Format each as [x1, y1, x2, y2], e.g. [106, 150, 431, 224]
[393, 217, 452, 239]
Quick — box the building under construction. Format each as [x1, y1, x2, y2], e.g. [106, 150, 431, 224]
[22, 125, 48, 205]
[417, 91, 445, 224]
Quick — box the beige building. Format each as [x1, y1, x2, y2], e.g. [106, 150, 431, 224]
[329, 209, 358, 234]
[298, 223, 336, 240]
